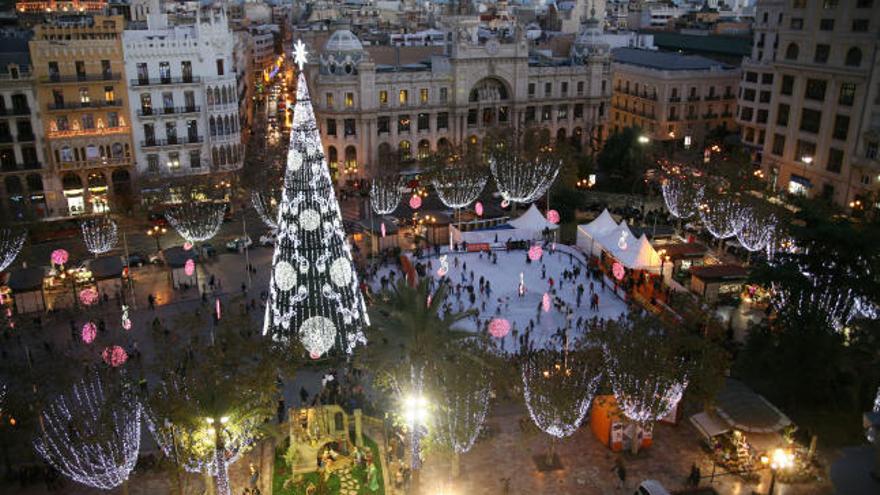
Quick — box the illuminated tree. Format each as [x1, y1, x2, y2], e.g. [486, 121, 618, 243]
[698, 190, 744, 240]
[488, 143, 560, 204]
[431, 166, 488, 209]
[369, 176, 403, 215]
[80, 217, 118, 255]
[165, 201, 226, 243]
[661, 174, 702, 220]
[251, 189, 280, 231]
[0, 227, 25, 272]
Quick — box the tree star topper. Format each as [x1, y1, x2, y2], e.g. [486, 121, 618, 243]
[294, 39, 308, 71]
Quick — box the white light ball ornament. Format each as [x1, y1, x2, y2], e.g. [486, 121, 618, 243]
[275, 261, 298, 291]
[289, 149, 303, 171]
[300, 316, 337, 357]
[329, 258, 352, 287]
[299, 209, 321, 231]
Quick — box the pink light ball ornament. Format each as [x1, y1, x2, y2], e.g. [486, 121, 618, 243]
[183, 241, 193, 251]
[475, 202, 484, 216]
[488, 318, 511, 338]
[528, 245, 543, 261]
[542, 292, 551, 312]
[81, 322, 97, 344]
[409, 194, 422, 210]
[102, 346, 128, 367]
[79, 288, 99, 306]
[380, 222, 386, 238]
[310, 351, 321, 360]
[501, 199, 510, 208]
[50, 249, 69, 266]
[612, 262, 625, 281]
[122, 319, 132, 330]
[547, 209, 560, 224]
[184, 258, 195, 276]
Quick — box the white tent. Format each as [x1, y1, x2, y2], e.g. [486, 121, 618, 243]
[615, 234, 662, 272]
[507, 204, 559, 234]
[576, 209, 618, 255]
[594, 220, 636, 260]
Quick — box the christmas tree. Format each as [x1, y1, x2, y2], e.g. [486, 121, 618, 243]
[263, 41, 368, 357]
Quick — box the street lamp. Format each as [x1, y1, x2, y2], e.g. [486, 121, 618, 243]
[402, 393, 430, 492]
[638, 135, 650, 145]
[146, 225, 167, 252]
[801, 155, 813, 165]
[760, 448, 794, 495]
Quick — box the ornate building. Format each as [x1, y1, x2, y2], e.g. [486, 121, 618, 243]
[29, 14, 135, 216]
[308, 16, 611, 183]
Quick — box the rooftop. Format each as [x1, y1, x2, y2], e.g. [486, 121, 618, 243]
[612, 47, 731, 71]
[647, 31, 751, 58]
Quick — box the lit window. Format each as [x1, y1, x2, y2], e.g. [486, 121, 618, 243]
[345, 93, 354, 108]
[79, 88, 90, 104]
[167, 152, 180, 170]
[379, 90, 388, 105]
[399, 89, 408, 104]
[420, 88, 428, 103]
[326, 93, 334, 108]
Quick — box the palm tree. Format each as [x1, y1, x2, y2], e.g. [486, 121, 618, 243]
[356, 277, 484, 489]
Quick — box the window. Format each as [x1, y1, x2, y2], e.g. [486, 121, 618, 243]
[184, 91, 195, 111]
[399, 90, 408, 105]
[108, 112, 119, 128]
[417, 113, 429, 131]
[467, 109, 477, 127]
[186, 120, 198, 141]
[557, 106, 568, 120]
[136, 63, 148, 83]
[814, 44, 830, 63]
[544, 82, 552, 96]
[805, 79, 827, 101]
[162, 92, 173, 112]
[800, 108, 822, 133]
[168, 152, 180, 170]
[820, 19, 834, 31]
[845, 47, 862, 67]
[181, 61, 192, 82]
[761, 74, 774, 85]
[420, 88, 428, 103]
[52, 89, 63, 107]
[326, 119, 337, 136]
[839, 83, 856, 105]
[561, 82, 568, 96]
[574, 104, 584, 119]
[821, 184, 835, 199]
[865, 141, 878, 159]
[216, 59, 224, 76]
[852, 20, 869, 32]
[826, 148, 843, 173]
[440, 88, 448, 103]
[345, 93, 354, 108]
[793, 0, 805, 7]
[525, 106, 535, 123]
[796, 140, 816, 161]
[577, 81, 584, 95]
[189, 150, 201, 169]
[745, 72, 758, 83]
[147, 154, 159, 172]
[140, 93, 152, 114]
[143, 123, 155, 143]
[740, 106, 753, 121]
[781, 75, 794, 95]
[541, 106, 551, 121]
[759, 91, 771, 103]
[104, 86, 115, 103]
[326, 93, 334, 108]
[101, 59, 111, 78]
[377, 116, 390, 134]
[81, 114, 94, 130]
[832, 115, 849, 140]
[772, 134, 786, 156]
[398, 115, 410, 133]
[785, 43, 799, 60]
[790, 18, 803, 30]
[75, 61, 85, 79]
[437, 112, 448, 130]
[528, 83, 535, 97]
[743, 89, 756, 101]
[165, 122, 177, 143]
[79, 88, 90, 104]
[777, 103, 790, 126]
[48, 61, 59, 80]
[344, 119, 355, 137]
[379, 90, 388, 105]
[159, 62, 171, 83]
[757, 109, 768, 124]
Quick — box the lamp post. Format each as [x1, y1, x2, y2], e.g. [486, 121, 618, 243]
[760, 448, 794, 495]
[147, 225, 167, 252]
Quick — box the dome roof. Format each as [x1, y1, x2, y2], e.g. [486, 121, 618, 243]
[325, 30, 363, 52]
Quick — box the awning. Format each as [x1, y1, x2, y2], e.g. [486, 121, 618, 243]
[689, 411, 730, 440]
[715, 379, 791, 433]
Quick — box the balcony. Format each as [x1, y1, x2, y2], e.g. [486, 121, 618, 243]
[669, 96, 681, 102]
[687, 96, 701, 102]
[47, 99, 123, 111]
[130, 76, 201, 87]
[42, 73, 122, 84]
[138, 106, 201, 117]
[723, 93, 735, 99]
[56, 156, 131, 172]
[0, 107, 31, 116]
[141, 136, 204, 148]
[705, 95, 720, 101]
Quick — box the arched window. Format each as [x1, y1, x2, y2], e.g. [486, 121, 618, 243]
[209, 117, 216, 136]
[399, 140, 411, 161]
[417, 139, 430, 160]
[212, 147, 219, 165]
[111, 143, 123, 158]
[59, 146, 74, 162]
[845, 47, 862, 67]
[224, 115, 231, 135]
[556, 128, 567, 142]
[219, 146, 227, 165]
[327, 146, 338, 167]
[437, 138, 451, 152]
[468, 78, 509, 103]
[206, 87, 214, 106]
[345, 145, 357, 170]
[226, 145, 233, 164]
[785, 43, 799, 60]
[62, 173, 82, 191]
[221, 87, 228, 105]
[213, 87, 220, 105]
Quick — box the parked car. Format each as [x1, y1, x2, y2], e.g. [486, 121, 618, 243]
[147, 252, 164, 265]
[201, 243, 216, 258]
[124, 253, 146, 268]
[225, 236, 253, 252]
[259, 232, 277, 246]
[635, 480, 672, 495]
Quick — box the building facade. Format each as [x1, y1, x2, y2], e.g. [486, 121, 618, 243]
[0, 38, 58, 222]
[29, 14, 135, 216]
[308, 18, 611, 183]
[123, 2, 243, 197]
[610, 47, 739, 146]
[737, 0, 880, 207]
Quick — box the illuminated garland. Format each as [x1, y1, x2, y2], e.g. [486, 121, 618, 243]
[80, 217, 118, 255]
[661, 175, 701, 219]
[431, 168, 488, 209]
[522, 349, 601, 438]
[698, 193, 744, 239]
[251, 190, 279, 231]
[736, 207, 776, 252]
[489, 154, 560, 204]
[0, 228, 26, 272]
[370, 176, 403, 215]
[165, 202, 226, 243]
[263, 54, 368, 357]
[33, 373, 142, 490]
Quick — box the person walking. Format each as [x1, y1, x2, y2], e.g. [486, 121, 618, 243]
[612, 458, 626, 490]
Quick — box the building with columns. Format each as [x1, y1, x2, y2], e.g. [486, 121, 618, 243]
[307, 16, 611, 183]
[122, 1, 243, 200]
[29, 14, 135, 216]
[737, 0, 880, 208]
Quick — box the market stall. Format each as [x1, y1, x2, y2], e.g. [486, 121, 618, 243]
[87, 256, 124, 301]
[690, 264, 749, 303]
[164, 246, 198, 290]
[6, 267, 46, 314]
[576, 209, 618, 256]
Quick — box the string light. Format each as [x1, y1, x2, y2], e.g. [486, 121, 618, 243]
[736, 207, 776, 252]
[51, 248, 69, 266]
[165, 202, 226, 243]
[80, 217, 118, 255]
[489, 154, 560, 204]
[409, 194, 422, 210]
[264, 59, 369, 357]
[432, 366, 491, 455]
[33, 373, 142, 490]
[370, 177, 403, 215]
[0, 228, 25, 272]
[698, 194, 744, 239]
[251, 190, 279, 230]
[661, 175, 701, 219]
[79, 288, 99, 306]
[546, 210, 560, 224]
[102, 346, 128, 367]
[522, 349, 601, 438]
[81, 322, 97, 343]
[431, 168, 488, 209]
